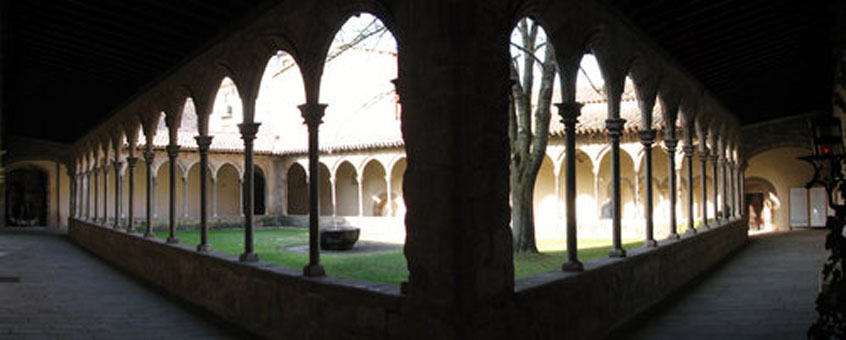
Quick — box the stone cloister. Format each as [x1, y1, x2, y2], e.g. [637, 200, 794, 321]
[30, 1, 757, 339]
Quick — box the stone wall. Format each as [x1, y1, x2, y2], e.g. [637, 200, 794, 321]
[512, 219, 748, 340]
[68, 219, 402, 340]
[69, 217, 746, 339]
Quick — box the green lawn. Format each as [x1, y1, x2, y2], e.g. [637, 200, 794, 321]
[153, 228, 643, 285]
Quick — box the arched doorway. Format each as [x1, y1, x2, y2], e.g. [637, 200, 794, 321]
[286, 164, 308, 215]
[744, 176, 779, 231]
[6, 167, 47, 226]
[253, 167, 266, 215]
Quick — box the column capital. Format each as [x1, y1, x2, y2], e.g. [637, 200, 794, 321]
[664, 138, 679, 150]
[638, 129, 656, 145]
[605, 118, 626, 139]
[699, 148, 710, 160]
[144, 151, 155, 164]
[683, 144, 696, 156]
[556, 102, 583, 124]
[165, 144, 180, 158]
[126, 156, 139, 168]
[298, 103, 328, 128]
[238, 123, 261, 141]
[195, 135, 214, 152]
[113, 160, 124, 171]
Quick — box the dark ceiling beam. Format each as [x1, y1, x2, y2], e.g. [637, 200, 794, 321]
[15, 6, 185, 62]
[16, 25, 174, 72]
[657, 4, 816, 52]
[63, 1, 202, 41]
[21, 39, 152, 80]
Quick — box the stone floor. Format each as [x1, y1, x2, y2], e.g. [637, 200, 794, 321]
[623, 228, 828, 340]
[0, 228, 244, 339]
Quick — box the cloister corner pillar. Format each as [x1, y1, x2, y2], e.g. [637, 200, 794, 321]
[196, 135, 213, 252]
[238, 122, 260, 263]
[299, 103, 326, 276]
[557, 101, 583, 271]
[126, 156, 138, 233]
[166, 145, 179, 244]
[606, 118, 627, 257]
[640, 129, 657, 247]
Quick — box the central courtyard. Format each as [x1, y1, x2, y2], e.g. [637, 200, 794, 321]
[148, 227, 641, 284]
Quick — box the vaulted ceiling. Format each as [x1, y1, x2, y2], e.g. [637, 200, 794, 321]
[2, 0, 837, 144]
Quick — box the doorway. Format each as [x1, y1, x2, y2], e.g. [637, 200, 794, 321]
[6, 167, 47, 226]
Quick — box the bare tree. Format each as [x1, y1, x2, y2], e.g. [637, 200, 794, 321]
[509, 18, 557, 253]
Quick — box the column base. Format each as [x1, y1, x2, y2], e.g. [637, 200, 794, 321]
[303, 264, 326, 277]
[666, 233, 680, 240]
[197, 243, 210, 252]
[644, 239, 658, 248]
[561, 260, 583, 272]
[239, 252, 259, 263]
[126, 227, 136, 234]
[609, 248, 627, 258]
[166, 236, 179, 244]
[144, 231, 155, 238]
[686, 228, 697, 236]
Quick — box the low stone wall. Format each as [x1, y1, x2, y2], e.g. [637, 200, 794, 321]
[68, 218, 746, 339]
[68, 219, 402, 339]
[512, 219, 748, 340]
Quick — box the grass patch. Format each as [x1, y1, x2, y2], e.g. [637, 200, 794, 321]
[514, 239, 641, 279]
[156, 228, 643, 285]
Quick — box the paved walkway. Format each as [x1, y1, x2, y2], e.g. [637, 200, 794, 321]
[0, 228, 243, 339]
[623, 229, 828, 340]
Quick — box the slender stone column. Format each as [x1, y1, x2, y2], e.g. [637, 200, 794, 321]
[299, 103, 326, 276]
[665, 139, 679, 239]
[144, 151, 155, 237]
[606, 118, 626, 257]
[730, 161, 737, 218]
[68, 171, 76, 219]
[720, 156, 727, 222]
[113, 160, 123, 229]
[737, 163, 749, 218]
[211, 177, 218, 217]
[196, 135, 213, 252]
[102, 165, 109, 224]
[181, 175, 188, 218]
[85, 171, 91, 219]
[357, 174, 365, 216]
[126, 157, 138, 233]
[558, 102, 583, 271]
[683, 145, 696, 234]
[166, 145, 180, 244]
[238, 123, 260, 262]
[330, 175, 338, 217]
[152, 176, 158, 218]
[93, 167, 99, 222]
[640, 129, 657, 247]
[699, 149, 709, 229]
[712, 152, 719, 223]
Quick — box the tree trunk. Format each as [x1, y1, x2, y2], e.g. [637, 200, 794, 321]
[512, 174, 538, 252]
[508, 18, 556, 253]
